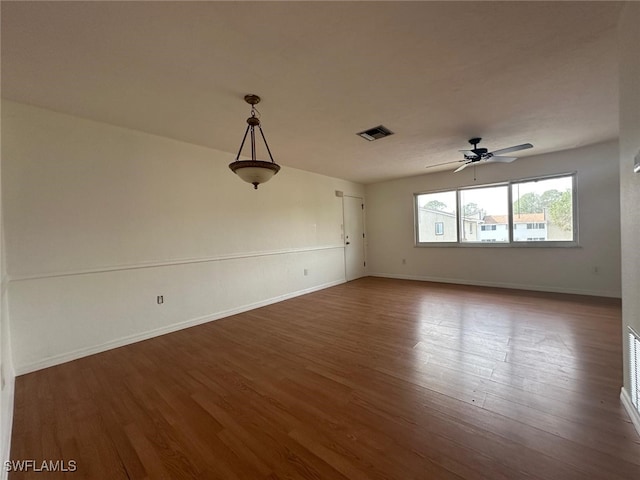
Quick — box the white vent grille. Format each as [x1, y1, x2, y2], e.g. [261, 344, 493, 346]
[356, 125, 394, 141]
[630, 327, 640, 410]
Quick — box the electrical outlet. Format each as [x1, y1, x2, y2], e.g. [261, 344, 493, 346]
[157, 295, 164, 304]
[402, 258, 406, 265]
[303, 269, 308, 276]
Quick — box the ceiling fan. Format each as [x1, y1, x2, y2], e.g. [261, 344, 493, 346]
[427, 138, 534, 172]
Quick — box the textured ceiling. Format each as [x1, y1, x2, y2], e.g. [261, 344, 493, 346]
[1, 1, 622, 184]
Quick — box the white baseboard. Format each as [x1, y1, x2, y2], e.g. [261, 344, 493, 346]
[15, 279, 345, 375]
[369, 272, 621, 298]
[620, 387, 640, 438]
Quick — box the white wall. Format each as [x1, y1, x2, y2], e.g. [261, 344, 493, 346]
[366, 141, 621, 297]
[1, 101, 364, 374]
[618, 2, 640, 434]
[0, 105, 16, 479]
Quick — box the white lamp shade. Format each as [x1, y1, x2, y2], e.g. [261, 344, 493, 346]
[229, 160, 280, 189]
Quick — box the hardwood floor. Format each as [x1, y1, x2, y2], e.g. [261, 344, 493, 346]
[10, 277, 640, 479]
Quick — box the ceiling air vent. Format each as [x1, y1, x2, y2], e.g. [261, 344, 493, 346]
[357, 125, 394, 141]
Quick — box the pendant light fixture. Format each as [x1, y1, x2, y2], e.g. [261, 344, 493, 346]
[228, 94, 281, 189]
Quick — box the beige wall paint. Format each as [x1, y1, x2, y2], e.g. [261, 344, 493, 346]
[366, 141, 621, 297]
[619, 2, 640, 424]
[2, 101, 364, 373]
[0, 104, 16, 477]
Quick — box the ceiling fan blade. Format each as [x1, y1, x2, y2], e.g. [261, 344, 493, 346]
[425, 159, 466, 169]
[489, 143, 533, 156]
[485, 156, 518, 164]
[454, 162, 471, 173]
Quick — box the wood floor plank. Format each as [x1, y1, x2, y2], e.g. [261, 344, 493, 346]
[9, 277, 640, 479]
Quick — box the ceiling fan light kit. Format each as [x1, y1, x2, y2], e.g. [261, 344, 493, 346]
[228, 94, 281, 189]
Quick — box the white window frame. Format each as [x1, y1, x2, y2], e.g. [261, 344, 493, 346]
[414, 172, 578, 248]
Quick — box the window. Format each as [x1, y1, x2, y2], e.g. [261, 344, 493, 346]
[512, 175, 575, 242]
[460, 185, 509, 243]
[414, 173, 576, 246]
[526, 223, 546, 229]
[415, 191, 457, 243]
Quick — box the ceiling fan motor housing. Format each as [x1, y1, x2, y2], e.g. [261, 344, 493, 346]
[465, 138, 488, 160]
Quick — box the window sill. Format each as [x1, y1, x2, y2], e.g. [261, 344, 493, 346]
[415, 242, 580, 248]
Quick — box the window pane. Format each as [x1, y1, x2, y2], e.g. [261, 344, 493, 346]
[416, 191, 457, 242]
[460, 186, 509, 243]
[511, 175, 574, 242]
